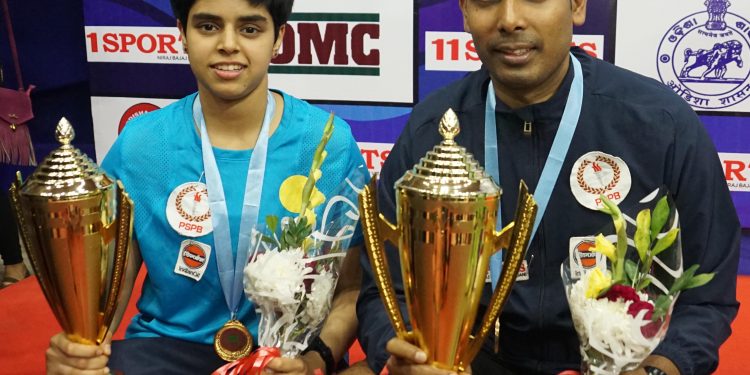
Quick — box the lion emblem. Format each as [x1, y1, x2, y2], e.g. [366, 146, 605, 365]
[680, 39, 744, 79]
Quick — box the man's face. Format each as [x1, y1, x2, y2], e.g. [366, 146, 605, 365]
[179, 0, 284, 102]
[460, 0, 586, 94]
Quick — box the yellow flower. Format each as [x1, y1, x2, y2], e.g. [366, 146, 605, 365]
[591, 233, 616, 262]
[279, 175, 325, 224]
[585, 268, 612, 299]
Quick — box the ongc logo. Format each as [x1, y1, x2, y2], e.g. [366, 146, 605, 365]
[271, 14, 380, 76]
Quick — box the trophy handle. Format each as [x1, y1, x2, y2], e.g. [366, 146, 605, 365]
[9, 172, 71, 331]
[98, 181, 134, 344]
[359, 175, 410, 339]
[461, 181, 537, 366]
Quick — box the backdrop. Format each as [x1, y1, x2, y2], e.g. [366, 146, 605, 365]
[1, 0, 748, 272]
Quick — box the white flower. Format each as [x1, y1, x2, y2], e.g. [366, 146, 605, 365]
[244, 248, 312, 307]
[566, 277, 662, 373]
[303, 271, 335, 325]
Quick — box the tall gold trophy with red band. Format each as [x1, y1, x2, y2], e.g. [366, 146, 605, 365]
[8, 118, 134, 345]
[358, 109, 538, 372]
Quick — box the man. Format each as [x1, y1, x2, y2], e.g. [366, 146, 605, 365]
[357, 0, 740, 374]
[45, 0, 365, 373]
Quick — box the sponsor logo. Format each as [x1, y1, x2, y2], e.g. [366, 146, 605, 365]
[85, 27, 188, 64]
[118, 103, 160, 133]
[425, 32, 604, 71]
[271, 13, 381, 76]
[719, 152, 750, 191]
[572, 240, 598, 269]
[358, 142, 393, 173]
[657, 0, 750, 110]
[182, 243, 207, 269]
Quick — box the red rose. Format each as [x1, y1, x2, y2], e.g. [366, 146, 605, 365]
[627, 300, 661, 338]
[627, 300, 654, 319]
[641, 319, 662, 338]
[601, 284, 640, 303]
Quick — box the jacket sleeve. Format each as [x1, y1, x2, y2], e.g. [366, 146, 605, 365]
[651, 106, 741, 375]
[356, 120, 416, 373]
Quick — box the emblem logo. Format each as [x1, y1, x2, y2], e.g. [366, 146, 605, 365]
[657, 0, 750, 110]
[570, 151, 632, 211]
[166, 182, 213, 237]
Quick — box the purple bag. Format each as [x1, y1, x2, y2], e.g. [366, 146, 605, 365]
[0, 0, 36, 166]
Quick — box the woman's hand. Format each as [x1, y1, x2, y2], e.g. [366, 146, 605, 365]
[46, 332, 111, 375]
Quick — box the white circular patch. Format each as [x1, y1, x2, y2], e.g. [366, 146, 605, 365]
[166, 182, 213, 237]
[569, 151, 631, 211]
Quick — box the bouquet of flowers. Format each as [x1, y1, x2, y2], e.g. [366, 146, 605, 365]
[561, 190, 714, 374]
[215, 114, 368, 374]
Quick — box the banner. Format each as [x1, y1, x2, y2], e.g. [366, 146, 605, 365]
[83, 1, 750, 228]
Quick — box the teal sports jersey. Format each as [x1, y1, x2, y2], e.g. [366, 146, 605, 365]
[102, 91, 366, 345]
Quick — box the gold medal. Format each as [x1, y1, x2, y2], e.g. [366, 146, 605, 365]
[214, 319, 253, 362]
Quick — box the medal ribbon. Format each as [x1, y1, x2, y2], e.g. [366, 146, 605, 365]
[194, 91, 275, 316]
[211, 347, 281, 375]
[487, 53, 583, 290]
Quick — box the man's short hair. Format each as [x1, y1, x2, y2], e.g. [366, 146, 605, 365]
[170, 0, 294, 39]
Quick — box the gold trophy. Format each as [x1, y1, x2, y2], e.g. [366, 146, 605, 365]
[359, 109, 538, 371]
[8, 118, 134, 345]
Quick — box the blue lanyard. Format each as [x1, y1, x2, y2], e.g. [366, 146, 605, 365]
[487, 53, 583, 290]
[193, 92, 274, 317]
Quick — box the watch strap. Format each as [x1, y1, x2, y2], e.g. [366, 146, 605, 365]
[303, 336, 335, 375]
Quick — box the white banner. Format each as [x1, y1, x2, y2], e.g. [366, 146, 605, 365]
[91, 96, 176, 162]
[616, 0, 750, 112]
[268, 0, 414, 104]
[92, 96, 395, 170]
[85, 0, 414, 104]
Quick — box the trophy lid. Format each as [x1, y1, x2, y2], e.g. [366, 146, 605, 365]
[396, 109, 500, 199]
[19, 118, 113, 199]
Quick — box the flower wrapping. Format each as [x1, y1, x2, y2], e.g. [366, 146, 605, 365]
[561, 188, 714, 374]
[243, 163, 368, 358]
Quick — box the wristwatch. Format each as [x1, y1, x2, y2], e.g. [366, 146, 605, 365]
[644, 365, 668, 375]
[302, 336, 335, 375]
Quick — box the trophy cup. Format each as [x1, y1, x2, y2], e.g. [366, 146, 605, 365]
[359, 109, 538, 371]
[8, 118, 134, 345]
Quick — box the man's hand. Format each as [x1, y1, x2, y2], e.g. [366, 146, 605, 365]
[46, 332, 111, 375]
[385, 338, 471, 375]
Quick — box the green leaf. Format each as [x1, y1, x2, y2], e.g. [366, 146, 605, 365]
[670, 264, 699, 295]
[650, 196, 670, 242]
[652, 294, 673, 321]
[634, 208, 651, 263]
[266, 215, 279, 233]
[637, 277, 652, 290]
[599, 194, 621, 218]
[625, 259, 638, 284]
[261, 235, 276, 245]
[684, 272, 715, 290]
[651, 228, 680, 257]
